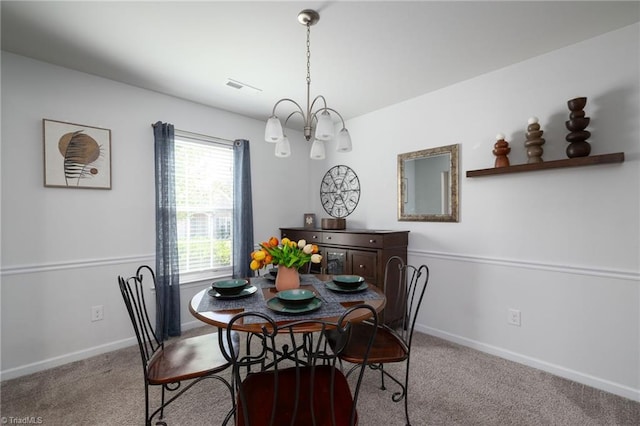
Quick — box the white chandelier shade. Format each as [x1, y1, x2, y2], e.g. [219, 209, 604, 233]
[314, 111, 334, 141]
[336, 128, 352, 152]
[309, 139, 326, 160]
[275, 136, 291, 158]
[264, 9, 351, 160]
[265, 116, 284, 143]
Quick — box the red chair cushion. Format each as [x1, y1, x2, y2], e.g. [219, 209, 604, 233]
[236, 365, 357, 426]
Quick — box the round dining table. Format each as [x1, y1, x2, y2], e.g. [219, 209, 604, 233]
[189, 274, 386, 333]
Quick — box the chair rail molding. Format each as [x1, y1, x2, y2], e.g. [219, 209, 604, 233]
[0, 254, 155, 276]
[409, 249, 639, 281]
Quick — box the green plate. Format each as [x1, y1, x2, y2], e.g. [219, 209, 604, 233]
[211, 279, 249, 295]
[332, 275, 365, 289]
[267, 297, 322, 314]
[208, 285, 257, 299]
[276, 289, 315, 306]
[326, 281, 368, 293]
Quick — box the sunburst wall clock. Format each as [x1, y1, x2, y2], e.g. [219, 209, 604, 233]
[320, 165, 361, 218]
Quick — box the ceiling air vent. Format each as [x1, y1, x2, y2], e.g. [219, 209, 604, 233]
[225, 79, 262, 94]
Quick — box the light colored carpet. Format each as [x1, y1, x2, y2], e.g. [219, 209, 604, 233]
[2, 328, 638, 425]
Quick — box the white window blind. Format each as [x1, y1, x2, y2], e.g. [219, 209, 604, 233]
[174, 131, 234, 278]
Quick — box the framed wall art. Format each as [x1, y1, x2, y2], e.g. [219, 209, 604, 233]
[43, 119, 112, 189]
[304, 213, 316, 229]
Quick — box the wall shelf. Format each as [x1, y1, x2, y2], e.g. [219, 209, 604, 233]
[466, 152, 625, 177]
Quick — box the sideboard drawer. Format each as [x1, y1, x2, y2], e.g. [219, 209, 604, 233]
[281, 229, 322, 244]
[322, 232, 383, 249]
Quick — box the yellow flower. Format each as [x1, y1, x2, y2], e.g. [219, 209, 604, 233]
[250, 236, 323, 270]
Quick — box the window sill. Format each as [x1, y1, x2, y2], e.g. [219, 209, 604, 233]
[149, 269, 233, 291]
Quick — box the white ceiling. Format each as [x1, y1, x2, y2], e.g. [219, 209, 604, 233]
[2, 1, 639, 129]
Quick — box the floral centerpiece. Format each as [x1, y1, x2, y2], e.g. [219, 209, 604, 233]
[250, 237, 322, 290]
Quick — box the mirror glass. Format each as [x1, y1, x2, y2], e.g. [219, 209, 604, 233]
[398, 144, 459, 222]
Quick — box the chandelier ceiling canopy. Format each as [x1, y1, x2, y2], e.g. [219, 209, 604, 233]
[264, 9, 352, 160]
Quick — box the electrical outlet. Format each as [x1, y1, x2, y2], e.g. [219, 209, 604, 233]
[508, 308, 521, 326]
[91, 305, 104, 322]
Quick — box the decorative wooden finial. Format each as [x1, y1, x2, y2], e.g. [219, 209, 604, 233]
[493, 133, 511, 168]
[565, 97, 591, 158]
[525, 116, 545, 164]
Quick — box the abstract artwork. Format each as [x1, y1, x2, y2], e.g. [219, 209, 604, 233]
[43, 119, 111, 189]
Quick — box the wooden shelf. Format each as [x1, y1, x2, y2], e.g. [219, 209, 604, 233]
[466, 152, 625, 177]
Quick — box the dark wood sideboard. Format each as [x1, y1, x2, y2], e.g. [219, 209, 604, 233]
[280, 227, 409, 325]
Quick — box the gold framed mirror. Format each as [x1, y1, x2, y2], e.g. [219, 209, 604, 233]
[398, 144, 459, 222]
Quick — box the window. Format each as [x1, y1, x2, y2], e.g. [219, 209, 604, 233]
[174, 131, 234, 280]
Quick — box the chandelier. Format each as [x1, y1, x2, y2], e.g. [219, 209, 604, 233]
[264, 9, 352, 160]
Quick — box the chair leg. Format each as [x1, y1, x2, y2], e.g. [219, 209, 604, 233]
[379, 363, 386, 390]
[403, 359, 411, 426]
[145, 384, 151, 426]
[370, 361, 412, 424]
[367, 363, 387, 390]
[160, 385, 166, 420]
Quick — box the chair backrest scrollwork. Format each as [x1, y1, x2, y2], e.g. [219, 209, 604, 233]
[384, 256, 430, 350]
[118, 265, 162, 375]
[226, 304, 378, 426]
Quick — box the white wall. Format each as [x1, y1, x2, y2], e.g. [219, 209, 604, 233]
[0, 52, 311, 378]
[311, 24, 640, 400]
[2, 23, 639, 403]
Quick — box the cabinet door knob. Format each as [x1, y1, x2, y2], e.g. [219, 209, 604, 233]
[326, 236, 332, 240]
[369, 239, 376, 243]
[312, 235, 317, 239]
[359, 264, 364, 269]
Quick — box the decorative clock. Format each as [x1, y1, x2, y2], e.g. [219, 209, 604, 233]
[320, 165, 361, 218]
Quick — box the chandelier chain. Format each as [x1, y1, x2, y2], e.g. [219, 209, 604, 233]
[306, 24, 311, 85]
[265, 9, 351, 158]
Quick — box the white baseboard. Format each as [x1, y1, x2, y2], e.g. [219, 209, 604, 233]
[0, 320, 212, 382]
[417, 324, 640, 402]
[0, 337, 136, 382]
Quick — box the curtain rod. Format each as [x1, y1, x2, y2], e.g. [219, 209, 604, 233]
[151, 123, 234, 145]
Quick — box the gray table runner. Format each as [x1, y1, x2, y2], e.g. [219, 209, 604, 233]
[196, 274, 382, 324]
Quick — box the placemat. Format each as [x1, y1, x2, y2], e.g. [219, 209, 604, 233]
[196, 274, 382, 324]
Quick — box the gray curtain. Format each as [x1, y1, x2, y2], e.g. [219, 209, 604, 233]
[152, 121, 181, 340]
[232, 139, 254, 278]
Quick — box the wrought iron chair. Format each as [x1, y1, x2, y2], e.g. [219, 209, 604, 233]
[327, 256, 429, 426]
[118, 265, 237, 425]
[224, 304, 378, 426]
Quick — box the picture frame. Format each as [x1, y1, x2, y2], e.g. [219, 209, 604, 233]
[304, 213, 316, 229]
[43, 119, 112, 189]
